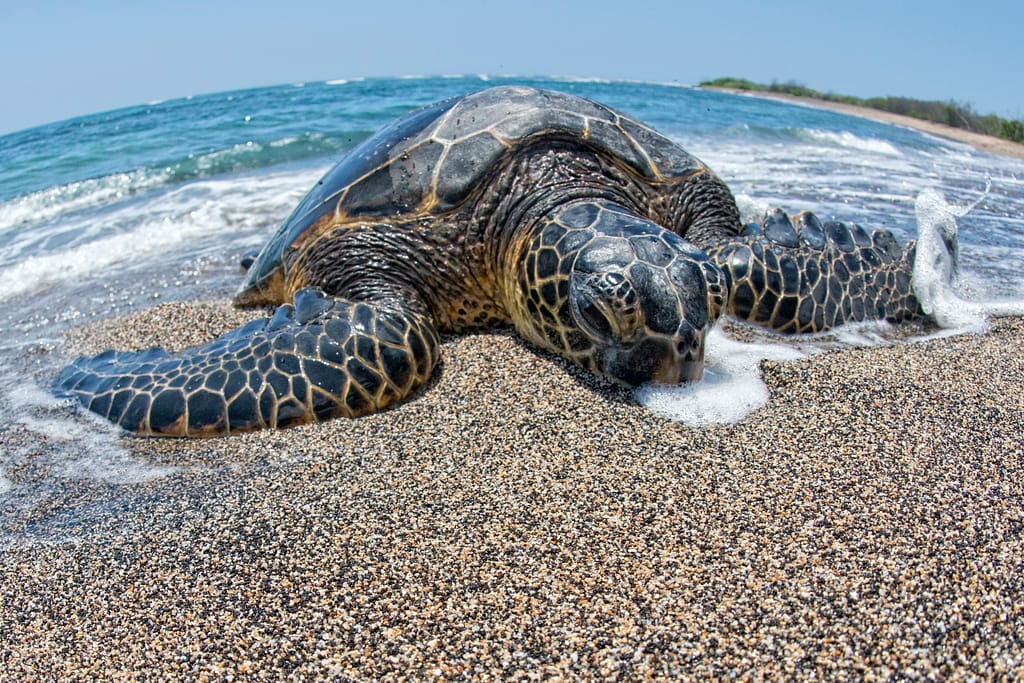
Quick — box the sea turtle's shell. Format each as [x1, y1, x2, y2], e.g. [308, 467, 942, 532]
[243, 86, 705, 288]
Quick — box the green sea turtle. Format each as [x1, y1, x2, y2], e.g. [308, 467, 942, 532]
[54, 86, 928, 436]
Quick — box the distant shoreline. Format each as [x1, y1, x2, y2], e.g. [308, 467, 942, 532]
[703, 86, 1024, 160]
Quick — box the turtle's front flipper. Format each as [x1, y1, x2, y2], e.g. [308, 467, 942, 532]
[706, 209, 921, 333]
[53, 288, 440, 436]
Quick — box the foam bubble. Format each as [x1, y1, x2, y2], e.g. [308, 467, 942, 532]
[635, 328, 804, 426]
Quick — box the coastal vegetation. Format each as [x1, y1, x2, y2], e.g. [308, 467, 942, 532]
[700, 77, 1024, 144]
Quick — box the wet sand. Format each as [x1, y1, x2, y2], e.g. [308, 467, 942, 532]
[706, 87, 1024, 160]
[3, 300, 1023, 679]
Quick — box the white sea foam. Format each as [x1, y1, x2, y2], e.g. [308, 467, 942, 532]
[0, 170, 162, 233]
[803, 129, 903, 157]
[733, 193, 771, 221]
[642, 185, 1024, 427]
[548, 75, 616, 85]
[635, 328, 804, 426]
[637, 316, 960, 427]
[0, 135, 320, 241]
[911, 187, 1024, 330]
[0, 376, 177, 548]
[0, 169, 317, 302]
[2, 381, 177, 485]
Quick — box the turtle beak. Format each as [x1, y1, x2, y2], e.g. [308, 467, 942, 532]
[648, 343, 704, 385]
[604, 333, 705, 386]
[666, 358, 704, 383]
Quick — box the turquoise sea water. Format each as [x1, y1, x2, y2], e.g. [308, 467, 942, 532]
[3, 76, 1022, 314]
[1, 75, 1023, 512]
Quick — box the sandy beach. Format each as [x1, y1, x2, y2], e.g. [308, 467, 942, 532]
[3, 89, 1023, 679]
[705, 87, 1024, 160]
[2, 294, 1023, 679]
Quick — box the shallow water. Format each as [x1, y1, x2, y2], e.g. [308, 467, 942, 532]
[1, 75, 1023, 522]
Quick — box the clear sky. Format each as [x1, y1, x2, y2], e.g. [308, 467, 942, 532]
[2, 0, 1022, 135]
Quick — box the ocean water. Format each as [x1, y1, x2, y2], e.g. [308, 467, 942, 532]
[1, 76, 1023, 523]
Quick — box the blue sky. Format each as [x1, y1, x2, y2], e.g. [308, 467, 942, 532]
[1, 0, 1022, 135]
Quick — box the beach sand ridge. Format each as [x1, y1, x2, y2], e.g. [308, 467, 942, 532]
[3, 298, 1022, 679]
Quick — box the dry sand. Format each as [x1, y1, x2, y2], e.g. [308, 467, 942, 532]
[2, 298, 1023, 680]
[707, 87, 1024, 160]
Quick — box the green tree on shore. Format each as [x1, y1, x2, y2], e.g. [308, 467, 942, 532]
[700, 77, 1024, 144]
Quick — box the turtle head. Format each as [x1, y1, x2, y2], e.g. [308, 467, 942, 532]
[513, 202, 728, 387]
[569, 232, 727, 385]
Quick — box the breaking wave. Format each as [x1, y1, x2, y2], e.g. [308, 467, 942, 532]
[0, 133, 353, 234]
[801, 128, 903, 156]
[0, 169, 319, 302]
[0, 170, 160, 233]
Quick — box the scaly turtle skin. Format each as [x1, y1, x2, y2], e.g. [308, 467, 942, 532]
[54, 86, 923, 436]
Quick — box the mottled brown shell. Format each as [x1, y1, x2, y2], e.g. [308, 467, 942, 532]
[240, 86, 705, 296]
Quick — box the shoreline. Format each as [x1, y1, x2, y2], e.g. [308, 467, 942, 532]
[704, 86, 1024, 160]
[3, 300, 1024, 678]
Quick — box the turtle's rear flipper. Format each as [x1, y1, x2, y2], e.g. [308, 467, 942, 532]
[706, 209, 921, 333]
[240, 249, 260, 271]
[53, 288, 440, 436]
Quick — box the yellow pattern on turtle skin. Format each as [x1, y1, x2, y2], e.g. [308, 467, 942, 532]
[706, 209, 920, 333]
[503, 200, 727, 383]
[56, 290, 439, 436]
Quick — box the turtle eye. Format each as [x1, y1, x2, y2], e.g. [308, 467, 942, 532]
[570, 272, 640, 343]
[577, 299, 615, 338]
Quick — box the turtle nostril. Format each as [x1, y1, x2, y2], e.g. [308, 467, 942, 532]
[675, 322, 701, 358]
[676, 337, 700, 358]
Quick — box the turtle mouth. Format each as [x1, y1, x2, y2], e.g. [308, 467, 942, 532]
[602, 336, 704, 387]
[648, 345, 705, 385]
[654, 355, 704, 384]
